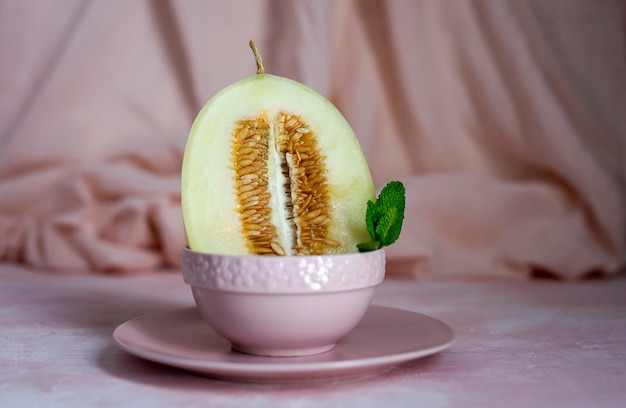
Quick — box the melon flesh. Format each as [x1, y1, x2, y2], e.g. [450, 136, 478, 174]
[181, 73, 375, 256]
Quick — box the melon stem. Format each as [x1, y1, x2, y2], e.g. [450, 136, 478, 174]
[249, 40, 265, 75]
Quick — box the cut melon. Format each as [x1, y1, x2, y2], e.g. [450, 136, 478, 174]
[181, 42, 375, 256]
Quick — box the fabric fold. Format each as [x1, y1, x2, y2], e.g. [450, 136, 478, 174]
[1, 0, 624, 278]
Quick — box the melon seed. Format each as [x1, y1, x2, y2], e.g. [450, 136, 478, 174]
[231, 112, 332, 256]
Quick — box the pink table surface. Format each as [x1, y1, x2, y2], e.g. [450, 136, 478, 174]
[1, 263, 625, 408]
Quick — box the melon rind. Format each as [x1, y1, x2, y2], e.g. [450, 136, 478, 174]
[181, 74, 375, 255]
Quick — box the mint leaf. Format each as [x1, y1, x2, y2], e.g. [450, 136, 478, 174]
[365, 200, 379, 239]
[357, 181, 406, 252]
[356, 240, 381, 252]
[376, 181, 405, 246]
[375, 206, 399, 246]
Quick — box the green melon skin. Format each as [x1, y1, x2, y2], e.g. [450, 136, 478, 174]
[181, 73, 375, 256]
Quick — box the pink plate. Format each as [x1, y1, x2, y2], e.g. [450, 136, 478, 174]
[113, 305, 454, 383]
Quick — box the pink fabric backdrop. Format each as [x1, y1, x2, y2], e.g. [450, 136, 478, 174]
[1, 0, 624, 279]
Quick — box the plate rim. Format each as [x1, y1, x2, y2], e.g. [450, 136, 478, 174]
[113, 305, 455, 379]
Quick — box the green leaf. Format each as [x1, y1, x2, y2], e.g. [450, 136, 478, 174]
[356, 240, 381, 252]
[365, 200, 378, 240]
[357, 181, 406, 252]
[375, 207, 398, 246]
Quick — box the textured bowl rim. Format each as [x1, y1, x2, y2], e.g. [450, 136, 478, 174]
[181, 247, 386, 294]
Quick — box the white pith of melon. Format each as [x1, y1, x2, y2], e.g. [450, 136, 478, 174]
[181, 74, 375, 255]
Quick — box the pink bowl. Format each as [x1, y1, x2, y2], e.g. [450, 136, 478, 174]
[182, 248, 385, 356]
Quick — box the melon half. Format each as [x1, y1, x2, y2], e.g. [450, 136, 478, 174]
[181, 46, 374, 256]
